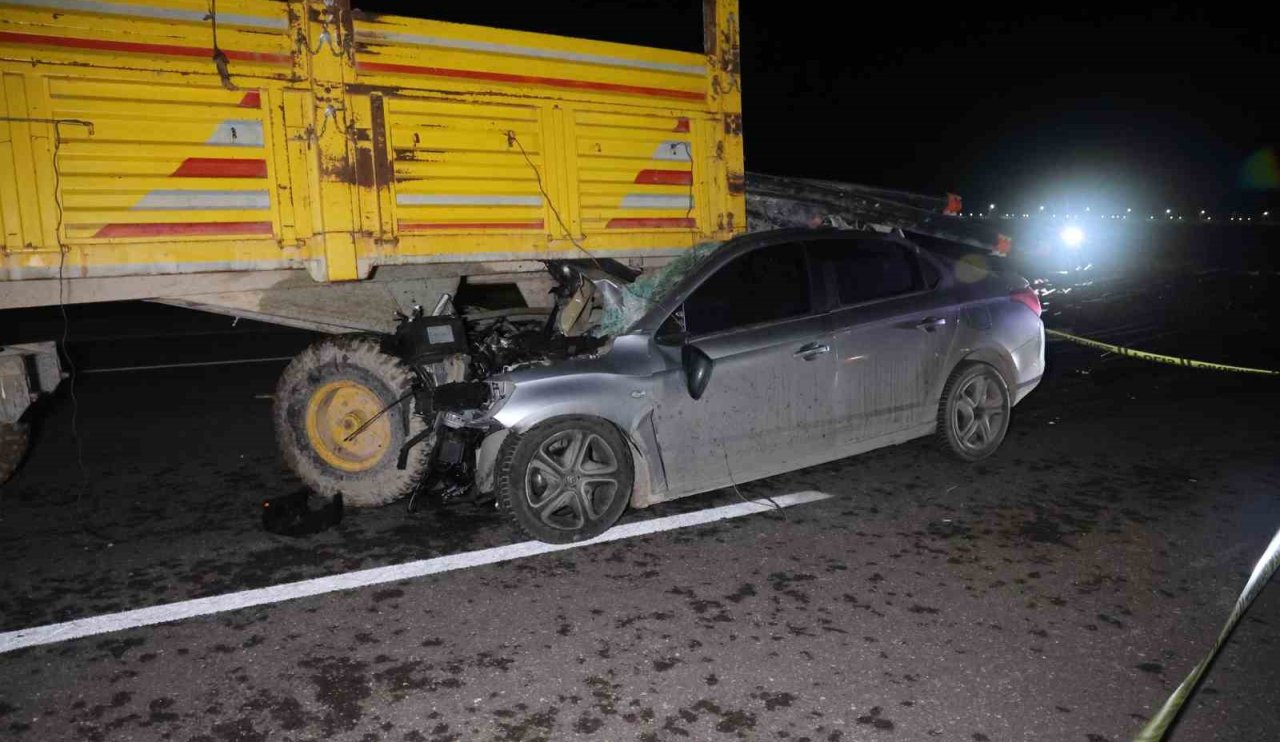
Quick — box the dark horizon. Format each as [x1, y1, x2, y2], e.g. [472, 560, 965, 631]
[361, 2, 1279, 217]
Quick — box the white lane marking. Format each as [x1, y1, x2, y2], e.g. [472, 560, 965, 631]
[620, 194, 693, 210]
[354, 30, 706, 77]
[4, 0, 287, 29]
[134, 190, 270, 211]
[0, 491, 831, 653]
[396, 194, 542, 207]
[83, 357, 294, 374]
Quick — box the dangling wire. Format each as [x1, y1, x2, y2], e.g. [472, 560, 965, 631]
[50, 119, 94, 505]
[208, 0, 237, 91]
[505, 129, 601, 268]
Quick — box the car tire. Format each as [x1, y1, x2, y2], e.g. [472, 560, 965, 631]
[0, 421, 30, 487]
[497, 416, 634, 544]
[274, 335, 430, 507]
[938, 362, 1011, 462]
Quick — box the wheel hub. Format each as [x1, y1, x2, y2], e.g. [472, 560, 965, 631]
[304, 380, 392, 472]
[952, 373, 1006, 454]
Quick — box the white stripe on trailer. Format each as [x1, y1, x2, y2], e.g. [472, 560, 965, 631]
[355, 30, 706, 77]
[395, 194, 543, 207]
[134, 190, 270, 210]
[207, 120, 265, 147]
[0, 491, 832, 653]
[653, 141, 693, 161]
[4, 0, 287, 29]
[620, 194, 693, 210]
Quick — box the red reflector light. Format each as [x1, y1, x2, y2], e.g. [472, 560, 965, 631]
[1010, 287, 1041, 317]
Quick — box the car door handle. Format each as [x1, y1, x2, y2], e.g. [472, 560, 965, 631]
[794, 342, 831, 359]
[914, 317, 947, 331]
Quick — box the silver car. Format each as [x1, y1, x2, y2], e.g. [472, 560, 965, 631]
[467, 228, 1043, 543]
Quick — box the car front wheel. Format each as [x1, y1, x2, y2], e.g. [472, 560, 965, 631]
[497, 416, 633, 544]
[938, 362, 1011, 461]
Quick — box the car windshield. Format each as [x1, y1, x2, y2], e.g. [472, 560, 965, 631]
[594, 241, 724, 336]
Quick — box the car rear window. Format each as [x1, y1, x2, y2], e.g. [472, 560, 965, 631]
[809, 239, 922, 306]
[684, 243, 811, 335]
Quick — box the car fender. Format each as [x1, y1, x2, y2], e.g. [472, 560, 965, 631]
[474, 375, 669, 506]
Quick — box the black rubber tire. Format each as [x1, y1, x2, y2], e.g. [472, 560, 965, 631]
[0, 422, 30, 487]
[497, 416, 634, 544]
[938, 362, 1011, 462]
[273, 336, 430, 507]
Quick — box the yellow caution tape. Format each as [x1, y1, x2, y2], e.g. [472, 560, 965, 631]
[1132, 525, 1280, 741]
[1045, 328, 1280, 376]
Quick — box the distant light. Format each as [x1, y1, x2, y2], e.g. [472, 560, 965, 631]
[1039, 205, 1045, 211]
[1166, 208, 1172, 214]
[1200, 210, 1206, 214]
[1060, 225, 1085, 248]
[988, 203, 995, 210]
[1126, 208, 1131, 213]
[1265, 211, 1271, 217]
[1085, 206, 1091, 212]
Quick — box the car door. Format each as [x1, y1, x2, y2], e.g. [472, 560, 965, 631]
[808, 237, 958, 447]
[650, 241, 837, 496]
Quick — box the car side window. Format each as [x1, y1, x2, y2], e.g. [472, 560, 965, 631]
[809, 239, 923, 306]
[682, 243, 811, 336]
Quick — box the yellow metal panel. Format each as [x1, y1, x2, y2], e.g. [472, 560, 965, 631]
[352, 13, 707, 110]
[2, 74, 46, 250]
[260, 87, 296, 245]
[0, 75, 21, 251]
[47, 77, 276, 243]
[1, 0, 746, 284]
[0, 1, 293, 80]
[573, 106, 700, 234]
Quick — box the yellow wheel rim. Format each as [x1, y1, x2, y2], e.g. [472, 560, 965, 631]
[304, 380, 393, 472]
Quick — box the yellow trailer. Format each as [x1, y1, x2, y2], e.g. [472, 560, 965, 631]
[0, 0, 745, 492]
[0, 0, 743, 315]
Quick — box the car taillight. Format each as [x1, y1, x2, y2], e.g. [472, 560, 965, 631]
[1010, 287, 1041, 317]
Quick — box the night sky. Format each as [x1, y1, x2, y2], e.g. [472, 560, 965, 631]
[360, 2, 1279, 216]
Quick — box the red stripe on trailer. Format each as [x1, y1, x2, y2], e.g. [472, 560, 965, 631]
[995, 234, 1012, 256]
[356, 61, 705, 102]
[171, 158, 268, 178]
[673, 118, 690, 132]
[0, 31, 292, 65]
[398, 220, 545, 232]
[93, 221, 274, 238]
[634, 169, 692, 186]
[605, 217, 696, 229]
[944, 193, 962, 215]
[238, 91, 262, 108]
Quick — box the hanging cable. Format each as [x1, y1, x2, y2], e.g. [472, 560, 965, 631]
[207, 0, 237, 91]
[45, 119, 95, 505]
[505, 130, 601, 268]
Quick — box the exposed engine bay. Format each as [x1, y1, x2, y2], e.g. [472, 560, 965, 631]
[386, 258, 649, 505]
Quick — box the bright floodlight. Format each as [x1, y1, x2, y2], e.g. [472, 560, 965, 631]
[1060, 225, 1085, 248]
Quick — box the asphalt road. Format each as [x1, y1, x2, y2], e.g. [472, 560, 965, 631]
[2, 270, 1279, 741]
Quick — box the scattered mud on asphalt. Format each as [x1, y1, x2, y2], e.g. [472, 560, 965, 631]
[1, 264, 1279, 740]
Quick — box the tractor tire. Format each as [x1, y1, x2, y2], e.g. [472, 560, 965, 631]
[274, 336, 430, 507]
[0, 422, 30, 487]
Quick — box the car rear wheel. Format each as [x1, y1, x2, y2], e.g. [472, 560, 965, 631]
[274, 336, 430, 507]
[497, 417, 633, 544]
[0, 422, 30, 486]
[938, 362, 1010, 461]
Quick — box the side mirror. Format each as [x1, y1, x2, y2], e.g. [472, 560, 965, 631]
[681, 344, 714, 400]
